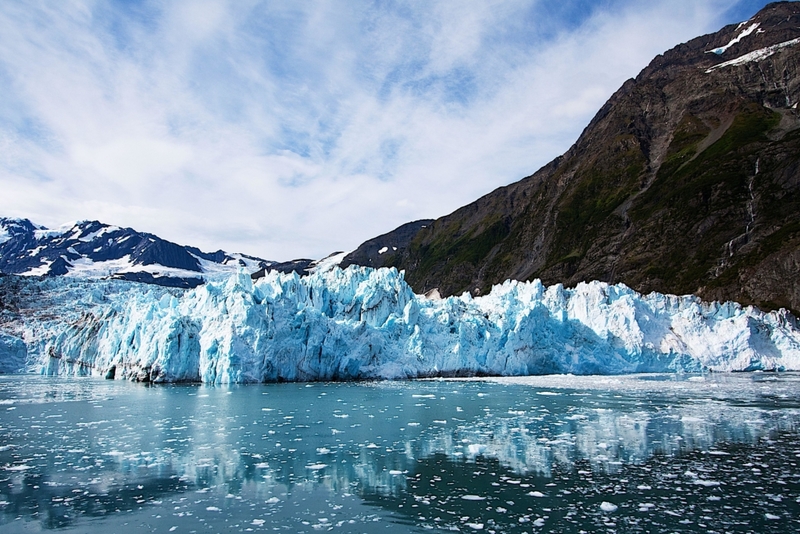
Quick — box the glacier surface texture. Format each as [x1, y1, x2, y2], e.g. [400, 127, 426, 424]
[1, 267, 799, 383]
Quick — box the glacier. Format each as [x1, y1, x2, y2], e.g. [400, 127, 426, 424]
[1, 266, 799, 383]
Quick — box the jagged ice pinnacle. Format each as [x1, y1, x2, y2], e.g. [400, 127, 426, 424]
[3, 266, 799, 383]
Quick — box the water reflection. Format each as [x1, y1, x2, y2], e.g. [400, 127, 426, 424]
[0, 374, 798, 532]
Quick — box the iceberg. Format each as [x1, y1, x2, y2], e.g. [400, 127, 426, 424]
[1, 266, 799, 383]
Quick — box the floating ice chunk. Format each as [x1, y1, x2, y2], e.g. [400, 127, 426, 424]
[467, 444, 486, 455]
[4, 465, 32, 471]
[694, 479, 721, 487]
[461, 495, 486, 501]
[600, 501, 618, 512]
[305, 463, 327, 470]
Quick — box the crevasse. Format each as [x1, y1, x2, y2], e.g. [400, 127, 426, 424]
[4, 266, 800, 383]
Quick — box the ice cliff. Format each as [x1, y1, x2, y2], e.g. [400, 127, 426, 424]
[0, 332, 26, 374]
[1, 266, 799, 383]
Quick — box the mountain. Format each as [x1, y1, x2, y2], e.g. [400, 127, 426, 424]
[336, 219, 433, 270]
[0, 218, 274, 288]
[341, 2, 800, 316]
[247, 251, 350, 280]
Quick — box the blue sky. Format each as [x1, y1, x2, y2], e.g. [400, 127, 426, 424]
[0, 0, 777, 260]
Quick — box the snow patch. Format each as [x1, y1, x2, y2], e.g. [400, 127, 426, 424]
[308, 251, 348, 275]
[706, 22, 760, 55]
[707, 37, 800, 72]
[64, 256, 134, 278]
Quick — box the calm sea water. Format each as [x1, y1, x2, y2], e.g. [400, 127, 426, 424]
[0, 373, 799, 533]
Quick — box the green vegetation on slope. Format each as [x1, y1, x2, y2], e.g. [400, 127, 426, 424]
[548, 133, 646, 270]
[630, 103, 784, 293]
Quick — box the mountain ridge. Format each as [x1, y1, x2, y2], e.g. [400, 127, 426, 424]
[0, 217, 275, 288]
[342, 1, 800, 316]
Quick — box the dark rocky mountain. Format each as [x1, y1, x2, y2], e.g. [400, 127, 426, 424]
[340, 220, 434, 270]
[343, 2, 800, 315]
[251, 258, 315, 278]
[250, 251, 351, 279]
[0, 218, 273, 288]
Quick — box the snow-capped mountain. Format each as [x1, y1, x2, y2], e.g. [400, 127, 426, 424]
[0, 218, 274, 288]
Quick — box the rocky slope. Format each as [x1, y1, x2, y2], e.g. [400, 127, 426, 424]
[342, 2, 800, 316]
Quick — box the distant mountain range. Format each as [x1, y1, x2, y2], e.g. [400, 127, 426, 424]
[342, 1, 800, 316]
[0, 217, 349, 287]
[0, 218, 281, 288]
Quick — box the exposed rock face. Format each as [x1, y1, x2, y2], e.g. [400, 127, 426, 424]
[350, 2, 800, 315]
[340, 219, 434, 270]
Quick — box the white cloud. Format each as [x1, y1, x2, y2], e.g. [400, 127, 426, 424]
[0, 0, 771, 260]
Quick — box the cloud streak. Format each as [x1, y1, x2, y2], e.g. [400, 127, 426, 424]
[0, 0, 775, 259]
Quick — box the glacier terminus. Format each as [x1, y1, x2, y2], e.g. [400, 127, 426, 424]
[1, 266, 798, 383]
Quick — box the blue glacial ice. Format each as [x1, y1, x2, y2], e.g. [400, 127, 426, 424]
[3, 266, 799, 383]
[0, 332, 26, 374]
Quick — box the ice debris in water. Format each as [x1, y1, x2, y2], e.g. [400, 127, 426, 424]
[3, 266, 800, 383]
[600, 502, 618, 513]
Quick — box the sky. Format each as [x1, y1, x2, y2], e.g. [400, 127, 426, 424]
[0, 0, 777, 260]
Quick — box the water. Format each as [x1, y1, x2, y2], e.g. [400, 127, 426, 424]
[0, 373, 799, 533]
